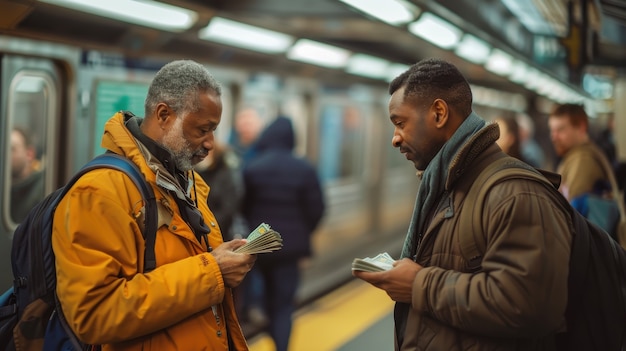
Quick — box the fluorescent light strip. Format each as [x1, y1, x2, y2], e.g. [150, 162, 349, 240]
[523, 68, 541, 90]
[287, 39, 351, 69]
[386, 63, 411, 82]
[485, 49, 514, 76]
[39, 0, 197, 32]
[199, 17, 294, 54]
[408, 12, 462, 49]
[346, 54, 390, 79]
[339, 0, 419, 26]
[509, 61, 530, 84]
[455, 34, 491, 64]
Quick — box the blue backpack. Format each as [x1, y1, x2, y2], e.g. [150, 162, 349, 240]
[570, 183, 621, 240]
[0, 153, 157, 351]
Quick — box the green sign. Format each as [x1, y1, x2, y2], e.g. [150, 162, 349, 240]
[94, 81, 149, 155]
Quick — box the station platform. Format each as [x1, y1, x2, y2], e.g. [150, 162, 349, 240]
[247, 278, 395, 351]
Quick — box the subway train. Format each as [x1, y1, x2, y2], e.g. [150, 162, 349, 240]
[0, 33, 421, 296]
[0, 33, 562, 303]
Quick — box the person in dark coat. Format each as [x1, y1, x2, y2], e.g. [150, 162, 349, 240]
[242, 116, 325, 351]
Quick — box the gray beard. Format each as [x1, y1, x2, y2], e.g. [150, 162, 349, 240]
[171, 148, 194, 171]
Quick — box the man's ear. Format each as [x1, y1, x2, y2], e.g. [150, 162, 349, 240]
[155, 103, 173, 129]
[432, 99, 449, 128]
[156, 103, 170, 121]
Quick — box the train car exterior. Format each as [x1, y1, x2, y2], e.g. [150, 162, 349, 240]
[0, 34, 420, 295]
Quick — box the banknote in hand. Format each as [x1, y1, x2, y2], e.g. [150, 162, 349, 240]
[234, 223, 283, 254]
[351, 252, 395, 272]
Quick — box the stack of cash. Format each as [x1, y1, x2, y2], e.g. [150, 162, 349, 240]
[234, 223, 283, 254]
[351, 252, 395, 272]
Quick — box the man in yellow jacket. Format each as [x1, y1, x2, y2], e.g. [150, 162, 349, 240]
[52, 60, 256, 350]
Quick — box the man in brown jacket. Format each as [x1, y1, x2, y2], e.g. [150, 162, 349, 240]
[353, 58, 573, 350]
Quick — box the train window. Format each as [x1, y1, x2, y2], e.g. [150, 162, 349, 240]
[5, 74, 55, 227]
[317, 104, 364, 182]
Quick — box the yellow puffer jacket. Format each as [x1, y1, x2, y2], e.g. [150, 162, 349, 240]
[52, 112, 248, 351]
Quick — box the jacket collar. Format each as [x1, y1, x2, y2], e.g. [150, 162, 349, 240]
[445, 122, 500, 190]
[123, 112, 188, 186]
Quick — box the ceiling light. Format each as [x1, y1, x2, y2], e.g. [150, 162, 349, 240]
[338, 0, 420, 26]
[386, 63, 411, 82]
[199, 17, 294, 54]
[408, 12, 462, 49]
[501, 0, 557, 35]
[485, 49, 514, 76]
[535, 76, 557, 96]
[522, 68, 541, 90]
[454, 34, 491, 64]
[346, 54, 390, 79]
[39, 0, 197, 32]
[287, 39, 351, 69]
[509, 60, 530, 84]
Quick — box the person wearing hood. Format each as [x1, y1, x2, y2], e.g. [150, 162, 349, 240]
[242, 116, 325, 351]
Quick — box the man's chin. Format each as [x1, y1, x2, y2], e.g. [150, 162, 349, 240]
[192, 154, 207, 164]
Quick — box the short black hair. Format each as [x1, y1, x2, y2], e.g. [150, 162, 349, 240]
[389, 58, 473, 117]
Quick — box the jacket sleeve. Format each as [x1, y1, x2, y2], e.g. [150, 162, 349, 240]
[52, 171, 225, 344]
[412, 180, 572, 338]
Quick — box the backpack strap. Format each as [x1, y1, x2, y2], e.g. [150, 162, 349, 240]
[587, 144, 626, 248]
[70, 153, 158, 272]
[46, 153, 157, 351]
[458, 157, 555, 269]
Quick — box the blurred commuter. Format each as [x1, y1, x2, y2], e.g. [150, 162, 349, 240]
[353, 58, 573, 350]
[548, 103, 615, 201]
[494, 115, 526, 163]
[549, 103, 625, 242]
[516, 113, 546, 168]
[196, 141, 245, 241]
[230, 107, 267, 326]
[52, 60, 256, 350]
[10, 127, 45, 223]
[232, 107, 264, 165]
[242, 116, 325, 351]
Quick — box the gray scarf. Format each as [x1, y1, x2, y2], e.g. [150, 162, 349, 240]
[400, 112, 485, 259]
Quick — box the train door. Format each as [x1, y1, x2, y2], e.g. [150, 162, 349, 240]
[0, 55, 63, 291]
[314, 86, 373, 256]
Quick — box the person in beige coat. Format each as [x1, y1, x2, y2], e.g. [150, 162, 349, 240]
[548, 103, 613, 201]
[548, 103, 626, 245]
[353, 58, 573, 350]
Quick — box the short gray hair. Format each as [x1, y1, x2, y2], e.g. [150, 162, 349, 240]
[145, 60, 222, 117]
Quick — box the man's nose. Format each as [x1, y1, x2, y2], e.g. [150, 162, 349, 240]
[392, 134, 401, 148]
[203, 133, 214, 151]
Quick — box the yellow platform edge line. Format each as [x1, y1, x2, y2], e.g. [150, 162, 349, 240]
[249, 279, 394, 351]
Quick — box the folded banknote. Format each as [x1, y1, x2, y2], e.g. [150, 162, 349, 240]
[351, 252, 395, 272]
[234, 222, 283, 254]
